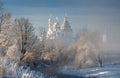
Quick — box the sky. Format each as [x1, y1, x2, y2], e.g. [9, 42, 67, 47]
[1, 0, 120, 51]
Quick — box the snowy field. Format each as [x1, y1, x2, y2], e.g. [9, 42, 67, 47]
[1, 57, 120, 78]
[59, 64, 120, 78]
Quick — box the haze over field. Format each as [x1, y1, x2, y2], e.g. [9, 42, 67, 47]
[0, 0, 120, 78]
[1, 0, 120, 51]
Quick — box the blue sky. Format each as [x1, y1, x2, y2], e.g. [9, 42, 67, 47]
[1, 0, 120, 30]
[1, 0, 120, 50]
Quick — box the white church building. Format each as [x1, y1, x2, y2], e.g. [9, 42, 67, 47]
[39, 15, 74, 47]
[46, 16, 73, 40]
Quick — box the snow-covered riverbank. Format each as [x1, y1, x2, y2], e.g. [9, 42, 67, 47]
[59, 64, 120, 78]
[1, 56, 120, 78]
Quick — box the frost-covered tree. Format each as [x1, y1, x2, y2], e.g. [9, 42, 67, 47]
[75, 29, 102, 68]
[0, 0, 3, 33]
[0, 1, 11, 34]
[13, 17, 37, 61]
[60, 28, 103, 68]
[0, 13, 12, 57]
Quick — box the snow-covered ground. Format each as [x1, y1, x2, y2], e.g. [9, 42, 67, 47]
[0, 57, 49, 78]
[59, 65, 120, 78]
[1, 56, 120, 78]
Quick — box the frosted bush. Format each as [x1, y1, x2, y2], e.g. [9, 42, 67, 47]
[0, 57, 48, 78]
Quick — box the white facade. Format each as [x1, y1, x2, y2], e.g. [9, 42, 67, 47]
[46, 16, 73, 40]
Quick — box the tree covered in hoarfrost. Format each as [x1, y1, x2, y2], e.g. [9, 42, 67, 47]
[0, 13, 48, 78]
[0, 1, 18, 59]
[75, 28, 102, 67]
[0, 0, 11, 34]
[61, 28, 103, 68]
[13, 17, 41, 62]
[0, 13, 12, 57]
[7, 39, 22, 61]
[0, 0, 3, 33]
[0, 0, 12, 48]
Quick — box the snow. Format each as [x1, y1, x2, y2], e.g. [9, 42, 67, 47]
[1, 56, 120, 78]
[0, 57, 49, 78]
[59, 65, 120, 78]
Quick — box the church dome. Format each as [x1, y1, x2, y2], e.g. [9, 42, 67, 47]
[61, 16, 72, 31]
[53, 22, 60, 29]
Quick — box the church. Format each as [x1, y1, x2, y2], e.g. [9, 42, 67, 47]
[46, 16, 73, 40]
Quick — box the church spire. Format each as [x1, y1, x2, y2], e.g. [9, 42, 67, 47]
[48, 17, 53, 27]
[64, 13, 68, 22]
[64, 16, 68, 22]
[53, 16, 60, 30]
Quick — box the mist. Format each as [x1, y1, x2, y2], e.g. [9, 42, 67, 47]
[0, 0, 120, 77]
